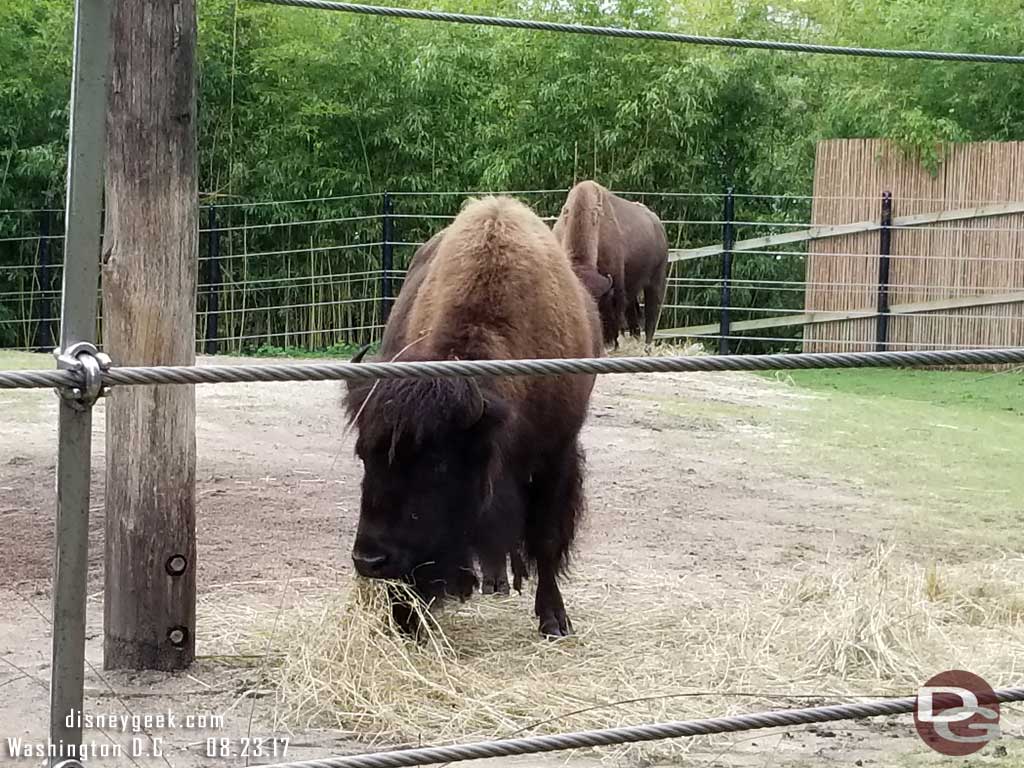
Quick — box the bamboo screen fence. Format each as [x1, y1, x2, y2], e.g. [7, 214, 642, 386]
[804, 139, 1024, 352]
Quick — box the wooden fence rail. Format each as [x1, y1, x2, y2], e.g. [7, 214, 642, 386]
[667, 200, 1024, 263]
[657, 291, 1024, 339]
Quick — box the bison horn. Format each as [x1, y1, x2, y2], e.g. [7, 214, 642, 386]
[466, 376, 486, 424]
[350, 344, 373, 364]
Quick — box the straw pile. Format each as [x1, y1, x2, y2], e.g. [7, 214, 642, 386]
[258, 545, 1024, 761]
[611, 337, 706, 359]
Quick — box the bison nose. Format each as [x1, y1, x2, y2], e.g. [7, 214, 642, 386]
[352, 548, 390, 578]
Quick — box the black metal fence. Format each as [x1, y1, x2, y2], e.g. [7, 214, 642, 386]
[5, 188, 1012, 356]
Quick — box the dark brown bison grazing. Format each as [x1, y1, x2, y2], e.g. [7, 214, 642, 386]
[553, 180, 669, 348]
[345, 196, 600, 638]
[379, 227, 534, 600]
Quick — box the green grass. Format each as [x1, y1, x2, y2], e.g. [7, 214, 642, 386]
[773, 368, 1024, 416]
[0, 351, 55, 422]
[0, 350, 51, 370]
[765, 368, 1024, 550]
[238, 341, 378, 359]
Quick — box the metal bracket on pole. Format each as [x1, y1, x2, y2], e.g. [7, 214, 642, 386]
[54, 342, 112, 411]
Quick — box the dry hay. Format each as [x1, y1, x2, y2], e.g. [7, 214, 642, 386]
[248, 545, 1024, 762]
[196, 578, 327, 661]
[612, 336, 705, 359]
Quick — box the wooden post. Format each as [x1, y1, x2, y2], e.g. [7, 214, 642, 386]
[101, 0, 198, 670]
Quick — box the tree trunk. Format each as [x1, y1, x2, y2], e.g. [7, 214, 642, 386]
[101, 0, 197, 670]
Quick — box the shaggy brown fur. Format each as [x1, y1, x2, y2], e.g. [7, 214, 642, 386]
[553, 180, 669, 347]
[345, 196, 599, 637]
[376, 227, 531, 598]
[375, 228, 445, 358]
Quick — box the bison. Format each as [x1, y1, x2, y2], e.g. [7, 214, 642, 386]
[369, 213, 604, 601]
[344, 196, 600, 638]
[553, 180, 669, 349]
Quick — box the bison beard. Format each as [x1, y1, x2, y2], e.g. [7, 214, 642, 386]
[347, 375, 507, 606]
[344, 196, 598, 639]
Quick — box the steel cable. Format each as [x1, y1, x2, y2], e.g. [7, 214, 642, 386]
[250, 0, 1024, 63]
[256, 687, 1024, 768]
[4, 347, 1024, 391]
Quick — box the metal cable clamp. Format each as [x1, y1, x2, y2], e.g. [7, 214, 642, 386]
[54, 341, 112, 410]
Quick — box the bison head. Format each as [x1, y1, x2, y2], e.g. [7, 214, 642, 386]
[345, 368, 509, 620]
[575, 266, 613, 305]
[571, 265, 615, 344]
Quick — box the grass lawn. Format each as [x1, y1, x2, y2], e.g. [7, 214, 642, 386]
[0, 351, 60, 422]
[0, 350, 50, 370]
[766, 368, 1024, 551]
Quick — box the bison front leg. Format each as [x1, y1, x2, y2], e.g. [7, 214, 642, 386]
[624, 297, 642, 340]
[535, 563, 572, 637]
[526, 441, 584, 638]
[480, 554, 510, 596]
[510, 546, 529, 594]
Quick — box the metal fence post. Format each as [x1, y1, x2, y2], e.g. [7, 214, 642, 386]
[49, 0, 112, 762]
[34, 210, 54, 352]
[876, 191, 893, 352]
[719, 187, 735, 355]
[205, 205, 220, 355]
[381, 192, 394, 329]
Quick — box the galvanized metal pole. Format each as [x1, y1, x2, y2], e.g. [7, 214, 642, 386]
[34, 210, 54, 352]
[719, 187, 735, 355]
[380, 192, 394, 329]
[876, 191, 893, 352]
[49, 0, 112, 762]
[205, 205, 221, 355]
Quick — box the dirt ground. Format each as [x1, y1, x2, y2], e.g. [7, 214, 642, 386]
[0, 354, 1014, 766]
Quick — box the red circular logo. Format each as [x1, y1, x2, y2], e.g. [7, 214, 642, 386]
[914, 670, 1000, 756]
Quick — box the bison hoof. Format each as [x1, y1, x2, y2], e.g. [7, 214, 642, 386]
[481, 576, 510, 596]
[538, 612, 573, 639]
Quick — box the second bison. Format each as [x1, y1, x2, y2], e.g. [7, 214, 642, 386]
[553, 180, 669, 349]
